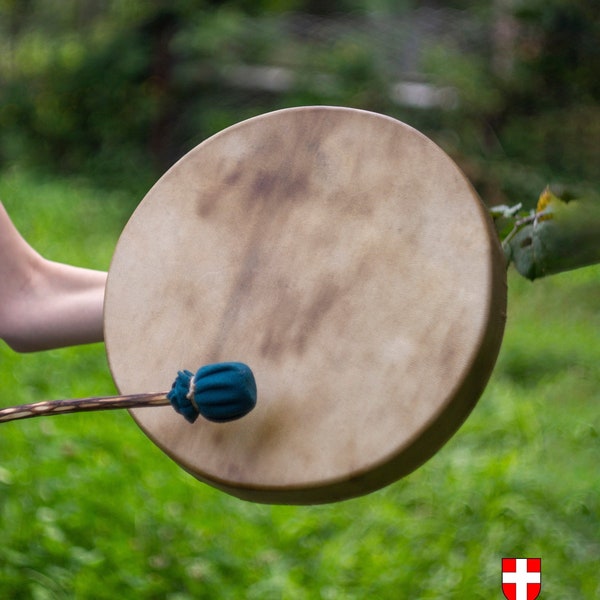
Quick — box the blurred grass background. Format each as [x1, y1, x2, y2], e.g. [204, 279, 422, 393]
[0, 173, 598, 598]
[1, 0, 599, 598]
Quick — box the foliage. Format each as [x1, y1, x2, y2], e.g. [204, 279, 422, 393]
[0, 1, 393, 182]
[420, 0, 600, 205]
[0, 169, 599, 599]
[0, 1, 597, 205]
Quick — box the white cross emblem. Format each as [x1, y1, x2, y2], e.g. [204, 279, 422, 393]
[502, 558, 541, 600]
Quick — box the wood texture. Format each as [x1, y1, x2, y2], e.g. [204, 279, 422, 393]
[104, 106, 507, 504]
[0, 392, 169, 423]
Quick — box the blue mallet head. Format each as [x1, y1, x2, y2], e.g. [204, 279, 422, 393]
[167, 362, 257, 423]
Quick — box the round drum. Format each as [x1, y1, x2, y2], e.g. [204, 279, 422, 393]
[104, 106, 506, 504]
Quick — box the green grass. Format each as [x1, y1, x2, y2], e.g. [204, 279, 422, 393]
[1, 169, 598, 599]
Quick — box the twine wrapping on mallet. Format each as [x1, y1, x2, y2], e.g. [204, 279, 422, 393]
[0, 362, 257, 424]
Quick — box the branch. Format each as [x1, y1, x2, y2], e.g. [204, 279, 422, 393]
[490, 187, 600, 281]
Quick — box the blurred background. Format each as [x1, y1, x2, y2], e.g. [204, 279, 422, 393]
[1, 0, 598, 203]
[0, 1, 598, 598]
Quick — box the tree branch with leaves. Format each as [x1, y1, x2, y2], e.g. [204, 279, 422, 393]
[491, 188, 600, 280]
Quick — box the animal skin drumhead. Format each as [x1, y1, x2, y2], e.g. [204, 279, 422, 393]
[104, 106, 506, 504]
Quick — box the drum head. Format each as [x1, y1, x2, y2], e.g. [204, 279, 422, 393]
[104, 106, 506, 504]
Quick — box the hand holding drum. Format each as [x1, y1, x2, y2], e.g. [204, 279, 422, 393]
[3, 107, 507, 505]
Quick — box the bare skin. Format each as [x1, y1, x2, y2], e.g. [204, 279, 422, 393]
[0, 201, 106, 352]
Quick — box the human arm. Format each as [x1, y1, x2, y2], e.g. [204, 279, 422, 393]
[0, 201, 106, 352]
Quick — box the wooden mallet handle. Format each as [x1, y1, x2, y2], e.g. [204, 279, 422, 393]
[0, 392, 169, 423]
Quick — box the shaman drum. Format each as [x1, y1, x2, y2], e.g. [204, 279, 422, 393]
[104, 106, 506, 504]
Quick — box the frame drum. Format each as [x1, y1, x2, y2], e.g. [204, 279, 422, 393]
[104, 107, 506, 504]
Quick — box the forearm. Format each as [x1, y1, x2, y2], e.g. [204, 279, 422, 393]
[0, 202, 107, 352]
[1, 259, 106, 352]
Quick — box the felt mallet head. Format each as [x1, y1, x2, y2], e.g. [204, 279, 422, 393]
[167, 362, 257, 423]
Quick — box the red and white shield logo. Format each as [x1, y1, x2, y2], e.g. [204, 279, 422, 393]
[502, 558, 541, 600]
